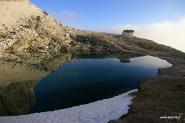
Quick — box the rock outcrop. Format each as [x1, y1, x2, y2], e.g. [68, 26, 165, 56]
[0, 0, 72, 53]
[1, 1, 185, 122]
[0, 0, 121, 67]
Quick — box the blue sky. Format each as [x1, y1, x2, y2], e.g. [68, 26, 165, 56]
[30, 0, 185, 29]
[30, 0, 185, 52]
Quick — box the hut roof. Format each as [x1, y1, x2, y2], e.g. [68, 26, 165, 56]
[123, 30, 134, 33]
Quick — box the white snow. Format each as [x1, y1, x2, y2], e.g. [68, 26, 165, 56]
[0, 89, 137, 123]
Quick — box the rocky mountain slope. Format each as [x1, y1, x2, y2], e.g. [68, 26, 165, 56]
[0, 0, 73, 61]
[0, 0, 185, 123]
[1, 0, 184, 65]
[0, 0, 121, 65]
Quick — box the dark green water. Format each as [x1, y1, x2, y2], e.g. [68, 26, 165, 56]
[31, 55, 171, 113]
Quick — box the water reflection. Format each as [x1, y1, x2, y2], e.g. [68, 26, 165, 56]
[0, 81, 35, 116]
[0, 62, 48, 116]
[32, 55, 171, 114]
[0, 53, 171, 116]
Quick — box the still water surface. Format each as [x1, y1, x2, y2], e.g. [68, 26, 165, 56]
[0, 55, 171, 116]
[32, 55, 171, 113]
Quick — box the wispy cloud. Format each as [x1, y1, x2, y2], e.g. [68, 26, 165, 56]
[52, 10, 80, 27]
[95, 17, 185, 52]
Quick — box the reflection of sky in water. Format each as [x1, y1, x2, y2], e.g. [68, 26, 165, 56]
[32, 55, 171, 113]
[0, 55, 172, 116]
[130, 55, 172, 69]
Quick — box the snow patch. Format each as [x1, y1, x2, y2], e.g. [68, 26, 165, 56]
[0, 89, 137, 123]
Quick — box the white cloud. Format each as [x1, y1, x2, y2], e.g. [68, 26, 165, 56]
[96, 17, 185, 52]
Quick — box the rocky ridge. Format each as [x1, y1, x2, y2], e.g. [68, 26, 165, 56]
[1, 0, 185, 123]
[0, 0, 121, 67]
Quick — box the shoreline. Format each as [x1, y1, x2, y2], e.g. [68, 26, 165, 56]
[110, 55, 185, 123]
[0, 1, 185, 123]
[0, 89, 137, 123]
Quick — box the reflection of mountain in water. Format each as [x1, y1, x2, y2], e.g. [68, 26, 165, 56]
[0, 52, 140, 116]
[0, 81, 35, 116]
[74, 52, 140, 63]
[0, 61, 49, 116]
[0, 62, 49, 86]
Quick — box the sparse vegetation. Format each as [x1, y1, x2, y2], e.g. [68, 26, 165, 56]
[0, 0, 185, 122]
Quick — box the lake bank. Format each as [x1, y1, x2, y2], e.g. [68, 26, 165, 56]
[109, 55, 185, 123]
[0, 89, 137, 123]
[0, 55, 171, 116]
[0, 1, 185, 122]
[0, 54, 173, 123]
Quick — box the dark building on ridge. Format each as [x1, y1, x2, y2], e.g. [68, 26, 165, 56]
[122, 29, 134, 38]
